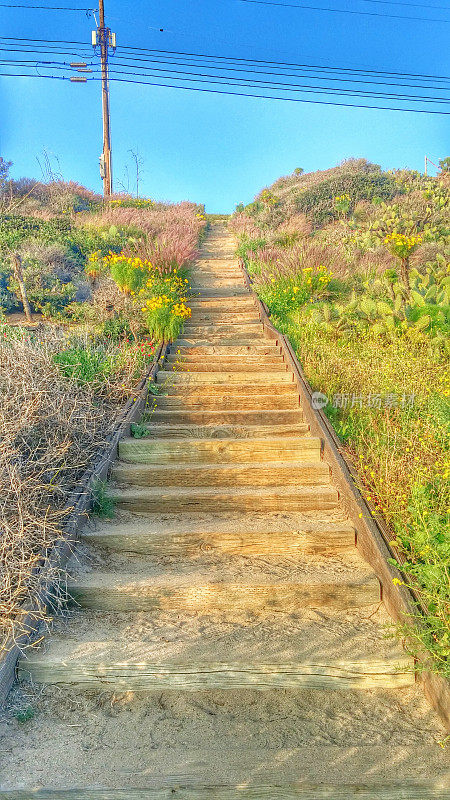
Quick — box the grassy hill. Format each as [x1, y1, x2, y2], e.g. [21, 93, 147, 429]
[231, 158, 450, 677]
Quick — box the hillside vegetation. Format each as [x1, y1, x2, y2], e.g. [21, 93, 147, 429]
[0, 159, 206, 648]
[231, 158, 450, 676]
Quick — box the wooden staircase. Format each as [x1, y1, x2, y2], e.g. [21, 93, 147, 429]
[7, 224, 447, 797]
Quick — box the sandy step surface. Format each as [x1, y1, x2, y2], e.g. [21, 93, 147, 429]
[81, 511, 355, 556]
[171, 344, 282, 355]
[151, 395, 300, 410]
[166, 361, 288, 372]
[1, 689, 446, 790]
[111, 461, 328, 488]
[145, 409, 303, 425]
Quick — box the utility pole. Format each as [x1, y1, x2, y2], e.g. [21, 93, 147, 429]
[93, 0, 115, 198]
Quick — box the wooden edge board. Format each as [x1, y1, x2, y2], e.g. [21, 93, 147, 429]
[0, 342, 170, 707]
[0, 783, 447, 799]
[237, 257, 450, 731]
[17, 657, 415, 690]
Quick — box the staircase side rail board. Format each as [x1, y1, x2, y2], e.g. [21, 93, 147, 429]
[0, 783, 447, 799]
[238, 257, 450, 731]
[0, 342, 170, 707]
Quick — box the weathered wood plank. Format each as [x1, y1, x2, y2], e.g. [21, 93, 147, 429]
[166, 362, 288, 373]
[153, 395, 300, 410]
[111, 461, 328, 488]
[145, 409, 303, 426]
[1, 784, 444, 799]
[82, 525, 355, 556]
[18, 656, 414, 691]
[157, 371, 294, 384]
[67, 574, 381, 613]
[172, 345, 282, 355]
[139, 423, 309, 439]
[152, 383, 296, 396]
[119, 437, 321, 464]
[110, 485, 338, 513]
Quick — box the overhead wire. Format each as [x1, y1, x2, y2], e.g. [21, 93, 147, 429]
[236, 0, 450, 23]
[0, 4, 96, 10]
[4, 55, 450, 103]
[1, 68, 450, 114]
[2, 36, 450, 113]
[1, 36, 450, 83]
[2, 58, 450, 108]
[3, 48, 450, 92]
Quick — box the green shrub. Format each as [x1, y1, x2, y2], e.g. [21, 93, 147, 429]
[294, 170, 399, 228]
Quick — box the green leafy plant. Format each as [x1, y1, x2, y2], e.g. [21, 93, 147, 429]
[130, 422, 149, 438]
[15, 706, 35, 724]
[92, 479, 115, 519]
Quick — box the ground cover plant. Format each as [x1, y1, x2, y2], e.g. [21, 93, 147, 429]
[0, 162, 206, 650]
[231, 159, 450, 677]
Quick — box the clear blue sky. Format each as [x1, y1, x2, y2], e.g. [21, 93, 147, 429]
[1, 0, 449, 212]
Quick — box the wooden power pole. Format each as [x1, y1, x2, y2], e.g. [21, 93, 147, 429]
[95, 0, 114, 197]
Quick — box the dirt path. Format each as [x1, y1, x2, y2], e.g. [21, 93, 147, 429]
[0, 224, 448, 796]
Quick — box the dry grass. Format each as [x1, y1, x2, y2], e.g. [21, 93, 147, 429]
[0, 327, 144, 651]
[78, 202, 205, 273]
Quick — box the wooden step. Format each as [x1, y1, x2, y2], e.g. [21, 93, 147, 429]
[183, 322, 262, 333]
[81, 518, 356, 555]
[156, 371, 294, 385]
[190, 280, 246, 289]
[109, 485, 338, 513]
[111, 461, 329, 488]
[136, 423, 310, 439]
[190, 313, 260, 324]
[1, 784, 443, 799]
[66, 571, 381, 613]
[167, 354, 284, 365]
[18, 651, 414, 691]
[189, 298, 256, 309]
[171, 345, 282, 356]
[119, 436, 322, 464]
[145, 410, 303, 426]
[175, 337, 274, 346]
[152, 383, 298, 396]
[190, 287, 251, 297]
[165, 362, 288, 373]
[152, 394, 300, 411]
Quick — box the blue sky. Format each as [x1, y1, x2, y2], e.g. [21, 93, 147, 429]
[1, 0, 449, 212]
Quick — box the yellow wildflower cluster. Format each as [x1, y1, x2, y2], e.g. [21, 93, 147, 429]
[173, 302, 192, 319]
[335, 194, 351, 203]
[85, 250, 104, 278]
[109, 198, 155, 209]
[103, 252, 152, 271]
[302, 264, 332, 288]
[384, 232, 423, 253]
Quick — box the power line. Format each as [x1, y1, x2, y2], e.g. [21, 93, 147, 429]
[362, 0, 450, 8]
[102, 53, 450, 91]
[2, 36, 450, 83]
[116, 45, 450, 83]
[3, 63, 450, 110]
[0, 4, 96, 10]
[6, 56, 448, 103]
[4, 50, 450, 92]
[237, 0, 450, 23]
[361, 0, 450, 8]
[2, 68, 450, 113]
[4, 54, 450, 99]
